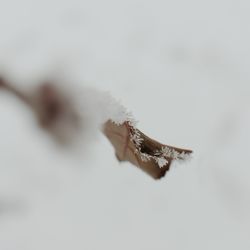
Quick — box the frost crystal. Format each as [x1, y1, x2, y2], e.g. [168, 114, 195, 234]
[140, 153, 151, 162]
[161, 146, 175, 158]
[130, 128, 143, 149]
[107, 95, 137, 127]
[156, 157, 168, 168]
[160, 146, 189, 160]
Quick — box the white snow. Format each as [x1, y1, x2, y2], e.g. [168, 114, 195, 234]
[0, 0, 250, 250]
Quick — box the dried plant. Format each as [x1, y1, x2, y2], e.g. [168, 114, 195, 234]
[104, 121, 192, 179]
[0, 77, 192, 179]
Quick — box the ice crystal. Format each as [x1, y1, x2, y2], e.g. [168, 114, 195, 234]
[155, 157, 168, 168]
[140, 153, 151, 162]
[130, 128, 143, 149]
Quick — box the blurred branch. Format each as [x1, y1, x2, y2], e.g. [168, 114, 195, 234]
[0, 76, 192, 179]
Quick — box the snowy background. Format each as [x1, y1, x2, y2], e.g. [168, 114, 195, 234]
[0, 0, 250, 249]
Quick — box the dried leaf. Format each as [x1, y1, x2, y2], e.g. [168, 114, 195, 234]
[103, 120, 193, 179]
[1, 76, 193, 179]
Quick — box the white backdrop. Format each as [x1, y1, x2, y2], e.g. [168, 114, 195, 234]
[0, 0, 250, 249]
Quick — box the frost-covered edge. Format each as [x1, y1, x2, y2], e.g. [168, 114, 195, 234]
[107, 97, 191, 168]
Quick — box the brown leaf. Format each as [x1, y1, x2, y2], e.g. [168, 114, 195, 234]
[103, 120, 193, 179]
